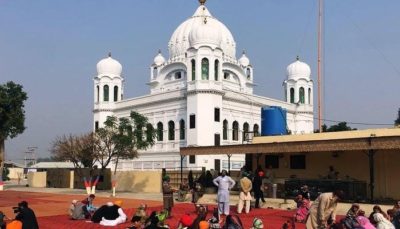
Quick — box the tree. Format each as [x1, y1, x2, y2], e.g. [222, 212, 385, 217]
[314, 122, 356, 133]
[94, 111, 156, 174]
[0, 81, 28, 178]
[326, 122, 356, 132]
[395, 108, 400, 126]
[50, 133, 97, 169]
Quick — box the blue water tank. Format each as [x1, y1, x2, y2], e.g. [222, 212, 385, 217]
[261, 106, 287, 136]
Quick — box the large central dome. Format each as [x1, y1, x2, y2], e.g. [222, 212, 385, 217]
[168, 5, 236, 61]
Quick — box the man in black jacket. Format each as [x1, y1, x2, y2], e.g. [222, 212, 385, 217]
[17, 201, 39, 229]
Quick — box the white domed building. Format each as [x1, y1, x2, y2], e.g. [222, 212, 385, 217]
[93, 1, 313, 171]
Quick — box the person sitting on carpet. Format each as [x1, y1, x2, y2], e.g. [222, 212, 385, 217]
[281, 219, 295, 229]
[356, 216, 376, 229]
[341, 204, 361, 229]
[91, 201, 124, 224]
[294, 194, 310, 223]
[131, 203, 148, 223]
[222, 215, 243, 229]
[97, 201, 127, 226]
[190, 208, 207, 229]
[0, 211, 10, 229]
[70, 199, 86, 220]
[16, 201, 39, 229]
[5, 213, 23, 229]
[178, 214, 194, 229]
[250, 218, 264, 229]
[374, 213, 395, 229]
[208, 208, 222, 229]
[81, 194, 96, 219]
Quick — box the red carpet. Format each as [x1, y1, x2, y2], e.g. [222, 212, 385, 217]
[37, 203, 306, 229]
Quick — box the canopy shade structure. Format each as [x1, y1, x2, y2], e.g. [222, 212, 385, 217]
[180, 128, 400, 156]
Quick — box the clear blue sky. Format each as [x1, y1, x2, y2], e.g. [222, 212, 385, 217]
[1, 0, 399, 162]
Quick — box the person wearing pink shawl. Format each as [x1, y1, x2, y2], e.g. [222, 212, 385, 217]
[356, 216, 376, 229]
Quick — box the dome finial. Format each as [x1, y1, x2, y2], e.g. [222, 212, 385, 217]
[199, 0, 206, 5]
[296, 55, 299, 61]
[242, 50, 246, 55]
[158, 49, 162, 54]
[108, 52, 112, 57]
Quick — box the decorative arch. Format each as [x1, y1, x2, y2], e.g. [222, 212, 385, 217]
[96, 85, 99, 102]
[299, 87, 305, 104]
[157, 122, 163, 141]
[103, 85, 109, 102]
[290, 88, 295, 103]
[153, 67, 158, 78]
[168, 121, 175, 141]
[113, 86, 118, 102]
[232, 121, 239, 141]
[308, 88, 312, 104]
[253, 124, 259, 136]
[179, 119, 185, 140]
[214, 59, 219, 81]
[201, 58, 209, 80]
[191, 59, 196, 81]
[246, 68, 251, 79]
[146, 123, 154, 141]
[223, 120, 228, 140]
[243, 122, 249, 141]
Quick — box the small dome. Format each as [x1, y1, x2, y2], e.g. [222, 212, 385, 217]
[286, 57, 311, 80]
[96, 53, 122, 76]
[153, 50, 165, 66]
[238, 51, 250, 67]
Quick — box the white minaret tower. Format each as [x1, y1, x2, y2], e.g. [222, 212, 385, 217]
[284, 56, 314, 134]
[93, 52, 123, 130]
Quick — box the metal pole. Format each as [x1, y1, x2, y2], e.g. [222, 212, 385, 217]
[317, 0, 324, 132]
[227, 154, 232, 175]
[368, 149, 375, 201]
[180, 155, 185, 183]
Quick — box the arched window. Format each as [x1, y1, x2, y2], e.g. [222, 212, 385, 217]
[153, 67, 158, 78]
[103, 85, 109, 102]
[290, 88, 295, 103]
[146, 123, 154, 141]
[243, 122, 249, 141]
[191, 59, 196, 81]
[299, 87, 305, 104]
[214, 60, 219, 81]
[308, 88, 311, 104]
[157, 122, 163, 141]
[223, 120, 228, 140]
[201, 58, 209, 80]
[232, 121, 239, 141]
[246, 68, 251, 79]
[253, 124, 259, 136]
[96, 85, 99, 102]
[179, 119, 185, 140]
[168, 121, 175, 141]
[114, 86, 118, 102]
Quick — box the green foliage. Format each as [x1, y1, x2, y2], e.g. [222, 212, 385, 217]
[315, 122, 356, 133]
[0, 81, 28, 140]
[395, 108, 400, 126]
[95, 111, 156, 171]
[2, 167, 10, 181]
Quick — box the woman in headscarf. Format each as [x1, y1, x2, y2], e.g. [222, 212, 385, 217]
[374, 213, 395, 229]
[294, 194, 310, 223]
[370, 206, 390, 226]
[342, 204, 361, 229]
[356, 215, 376, 229]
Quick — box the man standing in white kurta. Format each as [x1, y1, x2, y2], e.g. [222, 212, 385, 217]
[213, 170, 236, 215]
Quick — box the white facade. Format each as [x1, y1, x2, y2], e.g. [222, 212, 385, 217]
[93, 3, 313, 171]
